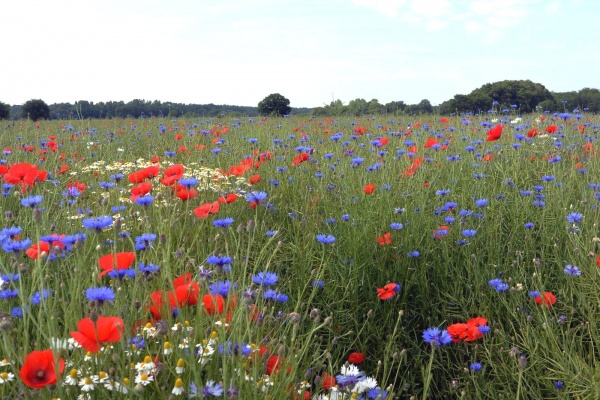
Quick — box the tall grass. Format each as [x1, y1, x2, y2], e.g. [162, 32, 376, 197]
[0, 113, 598, 399]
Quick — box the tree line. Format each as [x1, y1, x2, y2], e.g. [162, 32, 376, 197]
[2, 80, 600, 120]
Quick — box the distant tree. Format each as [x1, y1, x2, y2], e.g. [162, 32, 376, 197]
[0, 101, 10, 120]
[417, 99, 433, 113]
[22, 99, 50, 121]
[258, 93, 291, 116]
[385, 101, 406, 114]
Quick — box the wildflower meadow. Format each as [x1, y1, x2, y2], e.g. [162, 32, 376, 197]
[1, 110, 599, 399]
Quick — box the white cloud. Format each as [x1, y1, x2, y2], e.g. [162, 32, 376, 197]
[352, 0, 407, 17]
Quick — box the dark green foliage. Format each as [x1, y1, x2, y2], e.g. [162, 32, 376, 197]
[440, 80, 554, 114]
[21, 99, 50, 121]
[0, 101, 10, 120]
[258, 93, 292, 116]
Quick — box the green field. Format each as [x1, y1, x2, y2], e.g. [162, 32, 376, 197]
[0, 112, 599, 399]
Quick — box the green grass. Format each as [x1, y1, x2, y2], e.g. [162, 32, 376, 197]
[0, 113, 598, 399]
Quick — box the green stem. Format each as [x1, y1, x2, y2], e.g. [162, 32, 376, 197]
[422, 344, 436, 399]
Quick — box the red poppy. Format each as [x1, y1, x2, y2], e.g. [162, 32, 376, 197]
[363, 183, 376, 194]
[170, 281, 200, 307]
[70, 316, 124, 352]
[527, 128, 539, 138]
[535, 292, 556, 307]
[487, 124, 503, 141]
[377, 283, 400, 300]
[266, 355, 287, 375]
[292, 153, 309, 166]
[148, 291, 169, 320]
[218, 193, 238, 204]
[20, 349, 65, 389]
[249, 174, 261, 185]
[98, 252, 136, 279]
[546, 125, 558, 134]
[348, 352, 365, 364]
[193, 201, 220, 219]
[446, 323, 469, 342]
[482, 154, 494, 162]
[321, 372, 337, 390]
[376, 232, 392, 246]
[203, 294, 225, 315]
[176, 188, 198, 201]
[424, 138, 439, 148]
[128, 165, 160, 183]
[3, 162, 48, 191]
[596, 255, 600, 268]
[130, 182, 153, 201]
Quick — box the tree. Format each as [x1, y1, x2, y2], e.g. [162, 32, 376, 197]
[258, 93, 291, 116]
[22, 99, 50, 121]
[0, 101, 10, 120]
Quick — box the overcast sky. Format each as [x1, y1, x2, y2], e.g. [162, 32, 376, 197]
[2, 0, 598, 108]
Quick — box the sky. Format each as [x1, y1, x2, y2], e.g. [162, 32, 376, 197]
[2, 0, 599, 108]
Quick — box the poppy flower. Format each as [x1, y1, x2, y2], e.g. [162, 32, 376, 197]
[176, 188, 198, 201]
[376, 232, 392, 246]
[203, 294, 225, 315]
[128, 165, 160, 183]
[170, 281, 200, 307]
[363, 184, 376, 194]
[148, 291, 170, 320]
[377, 283, 400, 300]
[70, 316, 125, 353]
[226, 164, 252, 176]
[249, 174, 261, 185]
[486, 125, 503, 142]
[527, 128, 538, 138]
[292, 153, 309, 166]
[348, 352, 365, 364]
[266, 355, 288, 375]
[218, 193, 238, 204]
[193, 201, 220, 219]
[98, 252, 136, 279]
[546, 125, 558, 134]
[321, 372, 337, 390]
[3, 162, 48, 191]
[424, 138, 439, 148]
[535, 291, 556, 307]
[19, 349, 64, 389]
[596, 256, 600, 268]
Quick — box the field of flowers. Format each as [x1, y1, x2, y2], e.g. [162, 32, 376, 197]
[0, 111, 599, 399]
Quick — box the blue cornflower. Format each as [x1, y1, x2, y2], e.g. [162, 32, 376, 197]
[107, 269, 136, 279]
[566, 212, 583, 224]
[206, 255, 232, 271]
[85, 287, 115, 303]
[178, 177, 198, 187]
[20, 195, 43, 207]
[209, 280, 235, 296]
[470, 362, 483, 372]
[407, 250, 420, 258]
[316, 234, 336, 244]
[541, 175, 555, 182]
[31, 289, 53, 305]
[110, 173, 123, 182]
[82, 216, 113, 231]
[312, 280, 324, 288]
[135, 195, 154, 206]
[555, 381, 564, 390]
[436, 189, 450, 196]
[138, 262, 160, 274]
[266, 230, 278, 237]
[422, 327, 452, 346]
[2, 238, 32, 253]
[462, 229, 477, 237]
[524, 222, 534, 229]
[252, 272, 278, 286]
[12, 306, 25, 318]
[336, 368, 366, 388]
[341, 214, 350, 221]
[203, 380, 224, 397]
[489, 278, 509, 292]
[99, 181, 115, 189]
[213, 218, 234, 228]
[528, 290, 540, 298]
[390, 223, 403, 230]
[564, 264, 581, 276]
[263, 289, 277, 300]
[0, 289, 18, 299]
[366, 388, 388, 399]
[276, 293, 289, 303]
[475, 198, 488, 207]
[246, 191, 268, 203]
